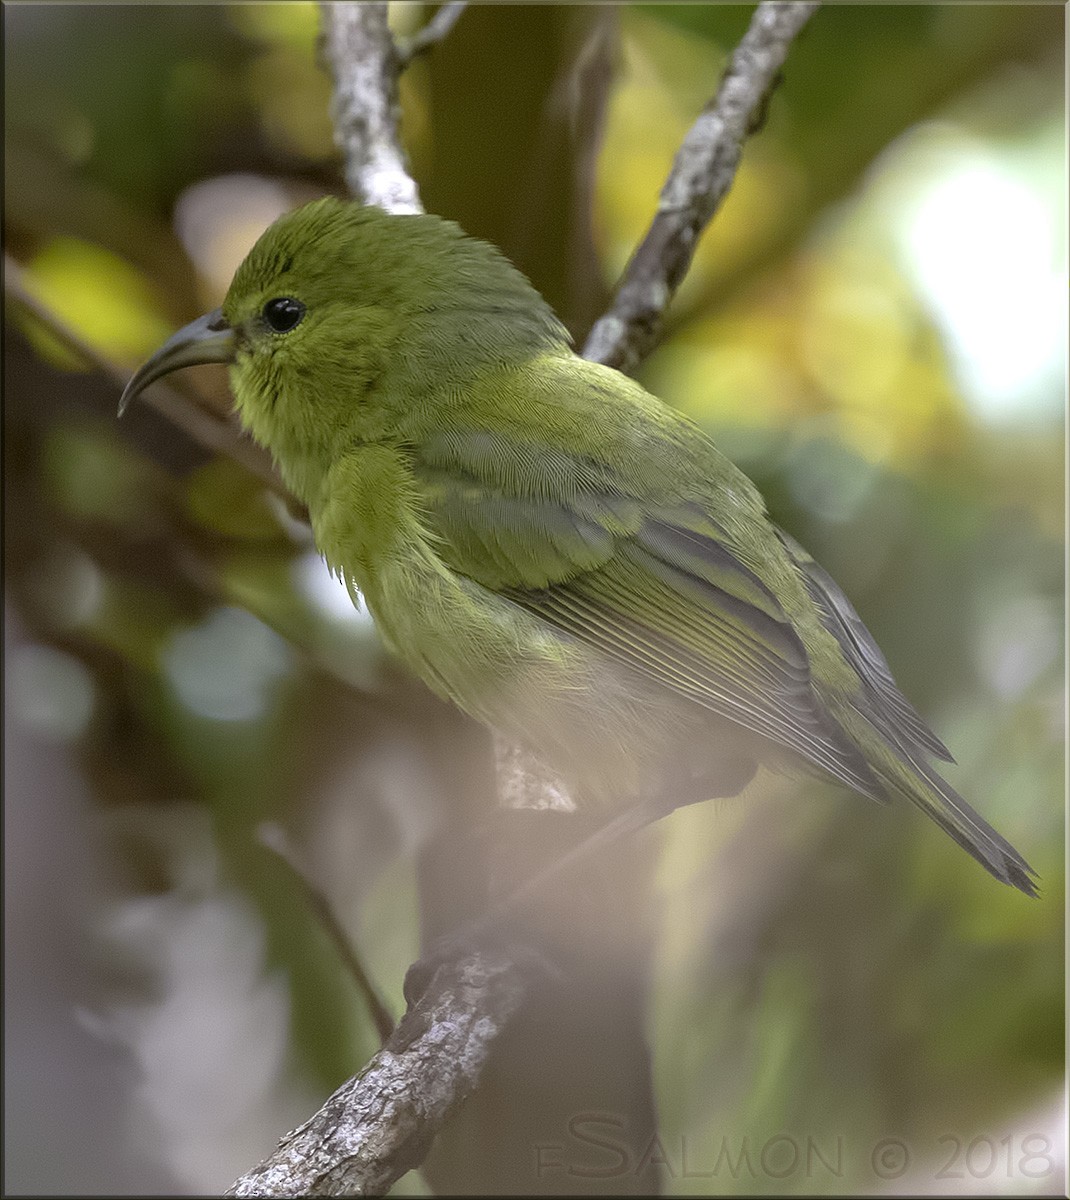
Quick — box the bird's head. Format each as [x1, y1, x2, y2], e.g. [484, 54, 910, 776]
[120, 197, 568, 490]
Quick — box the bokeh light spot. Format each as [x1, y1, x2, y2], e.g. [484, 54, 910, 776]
[161, 606, 294, 724]
[9, 643, 95, 742]
[891, 124, 1065, 423]
[292, 551, 375, 630]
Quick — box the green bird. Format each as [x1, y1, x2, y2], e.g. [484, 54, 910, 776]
[120, 197, 1036, 896]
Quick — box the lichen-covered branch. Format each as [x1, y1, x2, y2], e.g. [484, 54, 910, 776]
[318, 2, 423, 215]
[226, 952, 529, 1197]
[582, 0, 819, 372]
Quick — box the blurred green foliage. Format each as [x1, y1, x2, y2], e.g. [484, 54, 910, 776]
[4, 3, 1063, 1195]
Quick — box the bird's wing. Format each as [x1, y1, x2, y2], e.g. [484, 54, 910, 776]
[413, 428, 882, 798]
[774, 528, 953, 762]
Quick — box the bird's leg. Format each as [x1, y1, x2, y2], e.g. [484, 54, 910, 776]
[403, 796, 666, 1005]
[404, 747, 758, 1003]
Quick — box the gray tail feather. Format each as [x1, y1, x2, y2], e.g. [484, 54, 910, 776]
[779, 528, 1037, 894]
[881, 753, 1039, 897]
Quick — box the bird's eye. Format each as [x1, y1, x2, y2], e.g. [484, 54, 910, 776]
[262, 297, 305, 333]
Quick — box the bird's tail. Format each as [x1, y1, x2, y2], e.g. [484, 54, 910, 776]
[874, 746, 1039, 897]
[781, 528, 1038, 896]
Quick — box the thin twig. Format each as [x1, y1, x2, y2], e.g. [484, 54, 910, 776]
[395, 1, 467, 68]
[258, 823, 396, 1046]
[4, 253, 289, 499]
[582, 0, 819, 372]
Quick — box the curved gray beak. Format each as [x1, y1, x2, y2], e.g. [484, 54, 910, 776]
[118, 308, 235, 416]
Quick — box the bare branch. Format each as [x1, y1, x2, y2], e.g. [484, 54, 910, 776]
[257, 823, 396, 1046]
[318, 2, 423, 215]
[396, 1, 468, 68]
[582, 0, 819, 372]
[226, 951, 529, 1197]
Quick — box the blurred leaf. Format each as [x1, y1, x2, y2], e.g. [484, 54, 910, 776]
[186, 458, 286, 542]
[21, 237, 173, 369]
[43, 422, 170, 529]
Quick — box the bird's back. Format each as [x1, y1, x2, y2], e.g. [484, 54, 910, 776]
[390, 352, 1037, 893]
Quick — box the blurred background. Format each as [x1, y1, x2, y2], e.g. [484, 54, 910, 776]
[4, 3, 1065, 1195]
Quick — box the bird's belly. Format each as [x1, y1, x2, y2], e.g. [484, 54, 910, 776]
[362, 557, 757, 807]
